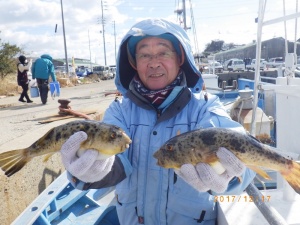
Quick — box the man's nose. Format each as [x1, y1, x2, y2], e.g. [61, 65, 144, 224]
[149, 61, 161, 68]
[148, 56, 161, 67]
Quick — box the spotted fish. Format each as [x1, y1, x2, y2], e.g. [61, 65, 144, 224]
[0, 120, 132, 177]
[153, 127, 300, 194]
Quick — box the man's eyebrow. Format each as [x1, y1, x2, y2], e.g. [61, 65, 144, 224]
[137, 42, 173, 51]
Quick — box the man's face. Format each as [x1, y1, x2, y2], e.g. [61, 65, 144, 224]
[135, 37, 181, 90]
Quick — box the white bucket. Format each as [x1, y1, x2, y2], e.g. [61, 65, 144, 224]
[30, 86, 39, 98]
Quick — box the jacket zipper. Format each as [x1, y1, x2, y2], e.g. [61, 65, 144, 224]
[156, 109, 162, 118]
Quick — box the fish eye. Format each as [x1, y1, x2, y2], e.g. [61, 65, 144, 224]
[166, 144, 173, 151]
[111, 132, 116, 139]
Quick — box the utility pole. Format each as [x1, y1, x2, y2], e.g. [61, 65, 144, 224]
[60, 0, 69, 75]
[113, 21, 117, 62]
[88, 30, 92, 71]
[100, 0, 107, 65]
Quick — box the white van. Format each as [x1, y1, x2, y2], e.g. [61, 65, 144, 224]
[93, 65, 114, 80]
[246, 59, 267, 71]
[266, 57, 284, 68]
[227, 59, 245, 72]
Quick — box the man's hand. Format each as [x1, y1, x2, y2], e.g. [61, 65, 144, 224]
[60, 131, 115, 183]
[175, 147, 245, 193]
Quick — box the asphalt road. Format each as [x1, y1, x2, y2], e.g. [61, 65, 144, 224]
[0, 79, 118, 225]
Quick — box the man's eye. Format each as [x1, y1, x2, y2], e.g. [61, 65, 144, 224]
[159, 51, 174, 59]
[141, 54, 151, 59]
[158, 52, 167, 57]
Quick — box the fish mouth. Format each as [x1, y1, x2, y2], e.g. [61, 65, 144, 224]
[155, 157, 166, 168]
[125, 136, 132, 149]
[156, 160, 163, 167]
[156, 160, 175, 169]
[153, 151, 163, 166]
[119, 137, 131, 153]
[122, 132, 132, 151]
[153, 150, 160, 159]
[154, 156, 179, 169]
[120, 143, 130, 152]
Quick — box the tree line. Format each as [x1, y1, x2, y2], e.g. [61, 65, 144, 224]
[203, 39, 250, 57]
[0, 35, 22, 80]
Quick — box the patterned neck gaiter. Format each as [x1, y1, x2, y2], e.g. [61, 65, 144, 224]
[133, 70, 183, 108]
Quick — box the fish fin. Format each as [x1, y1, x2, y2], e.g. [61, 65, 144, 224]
[43, 153, 55, 162]
[280, 161, 300, 194]
[247, 132, 264, 144]
[0, 149, 29, 177]
[34, 128, 55, 146]
[247, 165, 271, 180]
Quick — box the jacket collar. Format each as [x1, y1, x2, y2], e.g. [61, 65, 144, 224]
[126, 74, 192, 123]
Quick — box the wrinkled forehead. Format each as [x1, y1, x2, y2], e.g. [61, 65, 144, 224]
[136, 37, 174, 53]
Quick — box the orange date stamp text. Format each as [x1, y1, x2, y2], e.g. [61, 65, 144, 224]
[214, 195, 271, 203]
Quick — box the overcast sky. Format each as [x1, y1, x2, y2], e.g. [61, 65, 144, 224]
[1, 0, 298, 66]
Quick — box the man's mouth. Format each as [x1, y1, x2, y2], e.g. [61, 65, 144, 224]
[149, 73, 163, 77]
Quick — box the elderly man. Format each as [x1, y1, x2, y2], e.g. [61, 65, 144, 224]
[60, 19, 255, 225]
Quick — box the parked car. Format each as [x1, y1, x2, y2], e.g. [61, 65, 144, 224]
[266, 57, 284, 68]
[93, 65, 114, 80]
[296, 56, 300, 68]
[55, 66, 67, 75]
[227, 59, 245, 72]
[223, 58, 239, 71]
[206, 62, 224, 73]
[109, 66, 116, 78]
[76, 67, 93, 77]
[246, 59, 267, 71]
[55, 65, 75, 76]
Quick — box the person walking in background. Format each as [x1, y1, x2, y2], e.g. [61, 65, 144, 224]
[31, 54, 57, 104]
[17, 55, 33, 103]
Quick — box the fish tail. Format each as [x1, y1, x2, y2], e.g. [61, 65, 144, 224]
[0, 149, 29, 177]
[281, 161, 300, 194]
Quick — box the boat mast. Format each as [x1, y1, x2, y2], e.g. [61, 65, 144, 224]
[250, 0, 266, 136]
[175, 0, 199, 56]
[174, 0, 189, 31]
[188, 0, 199, 55]
[182, 0, 188, 31]
[60, 0, 69, 75]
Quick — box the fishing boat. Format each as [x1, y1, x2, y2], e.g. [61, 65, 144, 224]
[12, 0, 300, 224]
[217, 0, 300, 224]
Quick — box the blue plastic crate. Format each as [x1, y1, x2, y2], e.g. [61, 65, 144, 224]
[50, 81, 60, 98]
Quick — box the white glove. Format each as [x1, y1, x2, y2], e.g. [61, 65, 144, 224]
[60, 131, 115, 183]
[175, 147, 245, 193]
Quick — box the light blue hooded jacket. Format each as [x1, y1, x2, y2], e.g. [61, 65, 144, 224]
[69, 19, 256, 225]
[31, 54, 56, 81]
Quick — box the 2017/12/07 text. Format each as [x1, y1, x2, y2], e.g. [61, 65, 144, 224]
[214, 195, 271, 203]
